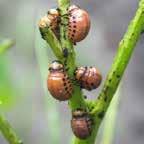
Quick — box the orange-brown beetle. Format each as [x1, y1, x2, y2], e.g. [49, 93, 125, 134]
[38, 9, 60, 39]
[47, 61, 73, 101]
[71, 109, 92, 139]
[68, 5, 91, 43]
[75, 67, 102, 91]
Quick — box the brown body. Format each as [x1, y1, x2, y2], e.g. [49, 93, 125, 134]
[38, 9, 60, 39]
[75, 67, 102, 91]
[47, 61, 73, 101]
[68, 5, 91, 42]
[71, 110, 92, 139]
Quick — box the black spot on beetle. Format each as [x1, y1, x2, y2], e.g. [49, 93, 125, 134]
[63, 82, 67, 86]
[84, 66, 87, 69]
[65, 87, 68, 91]
[91, 83, 94, 86]
[73, 25, 76, 28]
[91, 83, 96, 89]
[73, 30, 76, 33]
[68, 83, 72, 88]
[63, 78, 66, 81]
[72, 16, 76, 19]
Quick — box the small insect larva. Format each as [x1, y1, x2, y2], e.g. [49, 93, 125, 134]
[71, 109, 93, 139]
[75, 67, 102, 91]
[47, 61, 73, 101]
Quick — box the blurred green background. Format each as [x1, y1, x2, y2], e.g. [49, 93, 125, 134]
[0, 0, 144, 144]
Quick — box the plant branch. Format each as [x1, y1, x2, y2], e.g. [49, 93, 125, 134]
[0, 39, 23, 144]
[0, 115, 22, 144]
[92, 0, 144, 115]
[39, 27, 63, 59]
[100, 86, 121, 144]
[0, 39, 15, 55]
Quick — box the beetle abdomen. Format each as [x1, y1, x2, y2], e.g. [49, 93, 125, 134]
[47, 72, 73, 101]
[71, 110, 92, 139]
[75, 67, 102, 91]
[68, 6, 90, 42]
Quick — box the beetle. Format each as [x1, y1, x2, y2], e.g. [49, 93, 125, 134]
[75, 66, 102, 91]
[68, 5, 91, 43]
[71, 109, 93, 139]
[38, 8, 60, 39]
[47, 60, 73, 101]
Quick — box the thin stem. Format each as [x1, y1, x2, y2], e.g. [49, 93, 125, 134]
[100, 86, 121, 144]
[92, 0, 144, 114]
[39, 27, 63, 59]
[0, 115, 22, 144]
[0, 39, 15, 55]
[0, 39, 23, 144]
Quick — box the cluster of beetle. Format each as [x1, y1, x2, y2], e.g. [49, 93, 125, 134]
[39, 5, 102, 139]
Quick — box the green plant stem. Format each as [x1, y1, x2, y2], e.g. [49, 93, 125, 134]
[0, 39, 22, 144]
[39, 27, 63, 59]
[73, 0, 144, 144]
[100, 86, 121, 144]
[0, 39, 15, 55]
[0, 115, 22, 144]
[92, 0, 144, 116]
